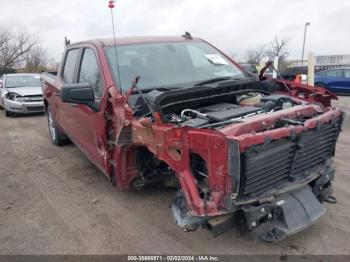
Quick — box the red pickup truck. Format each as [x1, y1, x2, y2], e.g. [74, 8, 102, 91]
[41, 35, 343, 241]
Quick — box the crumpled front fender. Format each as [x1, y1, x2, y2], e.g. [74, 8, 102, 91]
[128, 120, 232, 217]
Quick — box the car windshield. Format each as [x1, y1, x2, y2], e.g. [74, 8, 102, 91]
[105, 41, 246, 91]
[5, 75, 41, 88]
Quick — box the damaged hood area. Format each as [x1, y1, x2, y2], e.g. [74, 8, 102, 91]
[5, 86, 43, 96]
[129, 78, 342, 142]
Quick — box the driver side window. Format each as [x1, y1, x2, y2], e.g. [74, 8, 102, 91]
[78, 48, 103, 102]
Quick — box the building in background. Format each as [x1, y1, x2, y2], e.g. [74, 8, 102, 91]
[285, 55, 350, 75]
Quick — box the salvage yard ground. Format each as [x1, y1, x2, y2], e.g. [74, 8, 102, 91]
[0, 97, 349, 255]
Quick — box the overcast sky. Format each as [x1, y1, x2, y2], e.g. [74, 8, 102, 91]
[1, 0, 349, 62]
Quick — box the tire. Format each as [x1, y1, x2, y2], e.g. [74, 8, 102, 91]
[5, 110, 12, 117]
[47, 106, 69, 146]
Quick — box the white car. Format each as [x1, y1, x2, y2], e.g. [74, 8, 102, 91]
[0, 73, 45, 117]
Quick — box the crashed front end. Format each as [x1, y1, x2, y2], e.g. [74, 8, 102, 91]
[111, 78, 344, 241]
[224, 104, 342, 241]
[172, 106, 342, 241]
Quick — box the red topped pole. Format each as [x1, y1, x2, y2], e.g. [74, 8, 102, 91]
[107, 0, 122, 87]
[108, 0, 115, 9]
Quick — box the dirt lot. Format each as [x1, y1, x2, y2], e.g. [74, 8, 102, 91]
[0, 97, 349, 255]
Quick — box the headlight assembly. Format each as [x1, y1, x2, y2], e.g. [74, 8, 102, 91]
[5, 92, 19, 101]
[5, 92, 26, 102]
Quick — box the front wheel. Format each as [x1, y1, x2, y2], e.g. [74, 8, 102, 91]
[5, 110, 12, 117]
[47, 106, 69, 146]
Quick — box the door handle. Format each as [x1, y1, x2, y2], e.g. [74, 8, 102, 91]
[54, 91, 60, 97]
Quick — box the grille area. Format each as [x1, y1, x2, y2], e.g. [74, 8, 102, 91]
[27, 106, 45, 112]
[239, 120, 341, 197]
[23, 95, 43, 102]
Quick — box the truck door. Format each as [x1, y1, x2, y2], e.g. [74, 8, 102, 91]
[59, 47, 109, 172]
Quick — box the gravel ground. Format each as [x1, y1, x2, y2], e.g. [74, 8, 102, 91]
[0, 97, 349, 255]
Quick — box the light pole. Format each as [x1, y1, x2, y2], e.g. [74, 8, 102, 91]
[301, 22, 310, 67]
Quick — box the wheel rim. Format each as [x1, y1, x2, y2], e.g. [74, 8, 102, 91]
[48, 111, 56, 141]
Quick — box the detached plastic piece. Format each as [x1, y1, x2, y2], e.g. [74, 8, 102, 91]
[244, 186, 326, 242]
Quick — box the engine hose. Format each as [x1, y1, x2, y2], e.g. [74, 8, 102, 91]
[180, 109, 222, 122]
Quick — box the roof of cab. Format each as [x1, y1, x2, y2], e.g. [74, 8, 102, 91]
[68, 36, 201, 48]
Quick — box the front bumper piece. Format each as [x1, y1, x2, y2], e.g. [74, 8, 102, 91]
[4, 98, 44, 113]
[243, 185, 326, 241]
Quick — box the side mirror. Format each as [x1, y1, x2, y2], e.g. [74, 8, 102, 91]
[61, 83, 97, 111]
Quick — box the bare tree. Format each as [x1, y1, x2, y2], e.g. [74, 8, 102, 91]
[46, 58, 60, 72]
[0, 29, 37, 68]
[244, 45, 266, 64]
[25, 46, 48, 72]
[266, 37, 289, 61]
[0, 31, 10, 53]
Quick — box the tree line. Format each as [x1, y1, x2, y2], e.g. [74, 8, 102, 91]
[1, 27, 290, 73]
[0, 28, 52, 73]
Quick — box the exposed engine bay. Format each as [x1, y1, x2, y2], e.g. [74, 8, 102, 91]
[130, 79, 302, 129]
[173, 94, 295, 128]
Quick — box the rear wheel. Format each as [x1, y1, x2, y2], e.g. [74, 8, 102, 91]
[47, 106, 69, 146]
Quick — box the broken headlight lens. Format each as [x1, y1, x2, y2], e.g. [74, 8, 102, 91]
[5, 92, 19, 101]
[5, 92, 26, 102]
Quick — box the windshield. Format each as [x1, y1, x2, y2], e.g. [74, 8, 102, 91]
[5, 75, 41, 88]
[105, 41, 246, 91]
